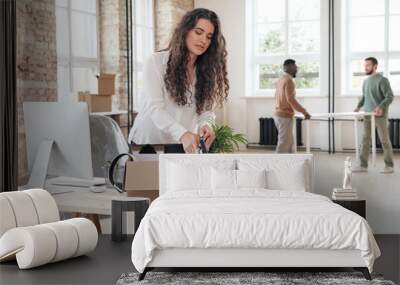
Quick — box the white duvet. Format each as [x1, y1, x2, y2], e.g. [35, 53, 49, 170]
[131, 190, 380, 273]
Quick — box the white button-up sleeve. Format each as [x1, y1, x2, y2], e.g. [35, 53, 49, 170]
[197, 110, 216, 128]
[142, 55, 188, 142]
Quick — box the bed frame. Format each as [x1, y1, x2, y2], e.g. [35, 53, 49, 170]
[138, 154, 372, 281]
[139, 248, 371, 280]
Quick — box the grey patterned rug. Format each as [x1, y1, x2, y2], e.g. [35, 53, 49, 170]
[116, 271, 396, 285]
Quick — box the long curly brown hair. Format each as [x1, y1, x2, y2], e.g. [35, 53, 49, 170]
[164, 8, 229, 115]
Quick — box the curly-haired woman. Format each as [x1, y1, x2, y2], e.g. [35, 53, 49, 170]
[128, 8, 229, 153]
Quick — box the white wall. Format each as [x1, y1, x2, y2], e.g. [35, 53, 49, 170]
[195, 0, 247, 137]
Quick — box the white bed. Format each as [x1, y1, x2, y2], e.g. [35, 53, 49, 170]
[131, 154, 380, 280]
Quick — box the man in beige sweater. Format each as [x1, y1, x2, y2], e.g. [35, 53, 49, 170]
[274, 59, 311, 153]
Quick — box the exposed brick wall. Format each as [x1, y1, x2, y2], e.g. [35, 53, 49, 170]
[99, 0, 128, 134]
[155, 0, 194, 51]
[99, 0, 121, 108]
[16, 0, 58, 184]
[118, 0, 128, 111]
[99, 0, 127, 109]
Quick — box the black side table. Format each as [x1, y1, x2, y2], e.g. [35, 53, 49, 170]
[112, 197, 150, 242]
[332, 199, 366, 219]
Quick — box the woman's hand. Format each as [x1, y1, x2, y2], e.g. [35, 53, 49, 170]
[180, 131, 200, 153]
[199, 125, 215, 149]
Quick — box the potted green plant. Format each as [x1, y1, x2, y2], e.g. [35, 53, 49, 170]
[209, 121, 247, 153]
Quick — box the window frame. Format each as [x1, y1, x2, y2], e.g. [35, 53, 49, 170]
[131, 0, 155, 111]
[342, 0, 400, 96]
[56, 0, 100, 99]
[247, 0, 329, 97]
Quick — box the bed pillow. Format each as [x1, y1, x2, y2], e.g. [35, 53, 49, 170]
[211, 168, 237, 190]
[167, 162, 211, 191]
[266, 161, 308, 191]
[236, 169, 267, 189]
[237, 159, 309, 191]
[211, 169, 268, 190]
[167, 159, 236, 192]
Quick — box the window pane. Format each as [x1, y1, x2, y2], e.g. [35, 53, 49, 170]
[295, 62, 319, 89]
[57, 65, 71, 101]
[145, 0, 154, 27]
[135, 0, 145, 26]
[389, 16, 400, 51]
[71, 12, 98, 58]
[133, 70, 144, 110]
[389, 59, 400, 91]
[56, 0, 68, 8]
[256, 0, 285, 23]
[56, 7, 69, 58]
[289, 0, 320, 21]
[137, 71, 144, 92]
[390, 0, 400, 14]
[350, 60, 367, 91]
[350, 0, 385, 17]
[350, 17, 384, 52]
[259, 64, 281, 89]
[72, 66, 98, 93]
[135, 0, 154, 27]
[258, 23, 285, 55]
[135, 27, 146, 63]
[71, 0, 96, 13]
[289, 21, 319, 54]
[135, 27, 154, 67]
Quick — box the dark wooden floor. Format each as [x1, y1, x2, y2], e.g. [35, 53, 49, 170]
[0, 235, 134, 285]
[0, 235, 398, 285]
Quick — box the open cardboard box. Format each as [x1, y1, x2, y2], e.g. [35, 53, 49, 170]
[97, 73, 115, 95]
[124, 160, 159, 201]
[78, 91, 112, 112]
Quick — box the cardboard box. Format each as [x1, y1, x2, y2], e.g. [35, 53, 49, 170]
[78, 91, 112, 112]
[97, 73, 115, 95]
[124, 160, 159, 201]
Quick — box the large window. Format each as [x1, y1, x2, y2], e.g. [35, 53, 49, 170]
[132, 0, 155, 110]
[56, 0, 98, 101]
[343, 0, 400, 94]
[250, 0, 327, 96]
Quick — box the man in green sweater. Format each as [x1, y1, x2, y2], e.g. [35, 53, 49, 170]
[354, 57, 394, 173]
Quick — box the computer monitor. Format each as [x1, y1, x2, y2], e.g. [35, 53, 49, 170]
[23, 102, 93, 187]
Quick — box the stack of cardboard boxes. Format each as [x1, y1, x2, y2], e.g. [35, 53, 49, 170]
[78, 73, 116, 112]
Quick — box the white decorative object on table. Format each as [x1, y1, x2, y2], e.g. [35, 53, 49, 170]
[343, 157, 353, 190]
[332, 157, 358, 200]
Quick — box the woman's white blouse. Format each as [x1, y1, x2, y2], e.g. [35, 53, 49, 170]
[128, 51, 215, 144]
